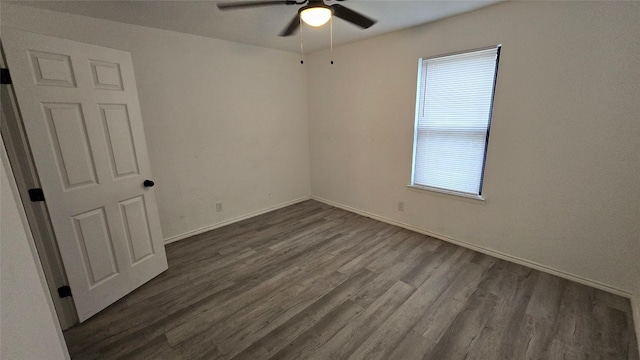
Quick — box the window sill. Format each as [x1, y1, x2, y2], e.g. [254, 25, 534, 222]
[406, 185, 486, 205]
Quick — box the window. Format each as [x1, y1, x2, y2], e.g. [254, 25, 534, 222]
[411, 46, 501, 199]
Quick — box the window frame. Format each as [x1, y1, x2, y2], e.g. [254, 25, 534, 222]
[409, 45, 501, 202]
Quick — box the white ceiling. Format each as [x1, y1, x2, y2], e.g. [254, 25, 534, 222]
[7, 0, 504, 53]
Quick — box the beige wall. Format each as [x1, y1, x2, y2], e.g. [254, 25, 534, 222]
[1, 134, 70, 359]
[307, 1, 640, 295]
[1, 3, 311, 242]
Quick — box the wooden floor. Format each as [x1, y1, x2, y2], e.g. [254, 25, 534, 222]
[64, 200, 639, 359]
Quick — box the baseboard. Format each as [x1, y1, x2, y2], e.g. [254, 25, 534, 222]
[633, 296, 640, 354]
[164, 196, 311, 244]
[312, 196, 631, 299]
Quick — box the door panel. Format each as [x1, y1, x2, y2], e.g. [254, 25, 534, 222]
[90, 60, 123, 90]
[3, 29, 168, 322]
[100, 104, 140, 179]
[120, 196, 156, 265]
[29, 50, 77, 87]
[72, 207, 119, 286]
[42, 102, 98, 188]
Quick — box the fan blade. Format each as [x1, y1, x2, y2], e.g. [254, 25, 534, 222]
[279, 14, 300, 36]
[330, 4, 376, 29]
[217, 0, 296, 11]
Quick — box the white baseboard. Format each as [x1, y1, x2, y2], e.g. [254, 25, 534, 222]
[163, 196, 311, 244]
[312, 196, 631, 299]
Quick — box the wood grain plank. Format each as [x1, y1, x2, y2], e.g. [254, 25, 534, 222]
[313, 280, 416, 360]
[228, 268, 378, 360]
[347, 248, 477, 360]
[268, 299, 364, 360]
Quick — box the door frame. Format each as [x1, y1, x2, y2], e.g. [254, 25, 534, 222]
[0, 47, 78, 330]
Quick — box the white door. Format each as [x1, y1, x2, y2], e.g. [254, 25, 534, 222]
[2, 29, 168, 322]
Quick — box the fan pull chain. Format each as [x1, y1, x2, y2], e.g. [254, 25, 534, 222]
[299, 18, 304, 64]
[330, 16, 334, 65]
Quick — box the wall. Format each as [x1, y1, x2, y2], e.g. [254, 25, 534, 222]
[1, 4, 311, 242]
[307, 1, 640, 295]
[0, 134, 70, 359]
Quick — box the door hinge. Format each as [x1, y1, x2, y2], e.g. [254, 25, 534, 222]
[1, 68, 11, 85]
[28, 188, 45, 202]
[58, 286, 72, 298]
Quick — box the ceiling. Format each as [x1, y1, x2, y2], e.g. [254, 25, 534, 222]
[7, 0, 504, 53]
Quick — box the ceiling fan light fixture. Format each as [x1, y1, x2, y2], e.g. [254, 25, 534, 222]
[300, 6, 332, 27]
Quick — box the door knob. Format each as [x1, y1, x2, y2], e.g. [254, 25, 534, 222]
[143, 180, 155, 187]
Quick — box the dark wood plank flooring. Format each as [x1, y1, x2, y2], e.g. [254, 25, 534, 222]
[64, 200, 639, 359]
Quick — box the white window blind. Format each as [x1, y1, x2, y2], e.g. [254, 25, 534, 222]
[412, 46, 500, 197]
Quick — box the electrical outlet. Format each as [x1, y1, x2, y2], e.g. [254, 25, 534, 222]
[398, 201, 404, 212]
[216, 202, 223, 212]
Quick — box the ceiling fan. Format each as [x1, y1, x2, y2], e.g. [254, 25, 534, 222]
[217, 0, 377, 37]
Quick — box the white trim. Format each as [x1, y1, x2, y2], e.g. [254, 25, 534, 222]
[407, 184, 486, 204]
[311, 195, 632, 298]
[1, 135, 71, 359]
[632, 296, 640, 356]
[410, 57, 422, 186]
[163, 196, 311, 244]
[423, 44, 501, 61]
